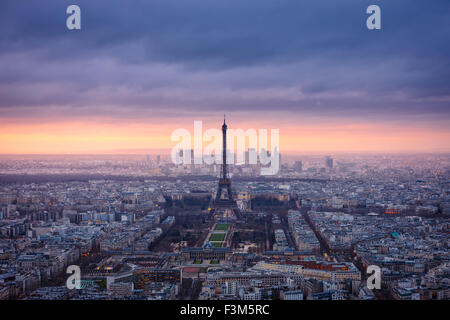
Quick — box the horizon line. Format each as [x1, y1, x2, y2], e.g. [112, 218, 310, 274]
[1, 150, 449, 156]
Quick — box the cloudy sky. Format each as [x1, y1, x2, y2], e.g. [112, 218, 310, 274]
[0, 0, 449, 153]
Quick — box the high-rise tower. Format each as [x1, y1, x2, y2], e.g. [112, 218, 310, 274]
[221, 115, 228, 180]
[325, 156, 333, 170]
[210, 116, 241, 220]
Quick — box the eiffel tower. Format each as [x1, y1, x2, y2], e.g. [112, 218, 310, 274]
[210, 116, 241, 220]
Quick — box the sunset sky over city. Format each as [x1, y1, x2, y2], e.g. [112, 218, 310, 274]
[1, 0, 449, 154]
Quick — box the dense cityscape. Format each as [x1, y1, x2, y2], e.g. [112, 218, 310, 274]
[1, 0, 449, 313]
[1, 151, 449, 300]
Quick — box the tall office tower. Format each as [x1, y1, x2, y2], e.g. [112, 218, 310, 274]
[325, 156, 333, 169]
[210, 116, 241, 220]
[247, 148, 257, 165]
[156, 155, 161, 165]
[294, 160, 303, 172]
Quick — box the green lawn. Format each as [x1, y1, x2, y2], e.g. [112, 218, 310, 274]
[214, 223, 229, 231]
[209, 233, 226, 242]
[210, 242, 223, 248]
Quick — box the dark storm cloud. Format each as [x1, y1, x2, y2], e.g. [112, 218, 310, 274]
[0, 0, 449, 121]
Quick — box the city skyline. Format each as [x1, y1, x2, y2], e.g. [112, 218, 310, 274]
[1, 0, 449, 305]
